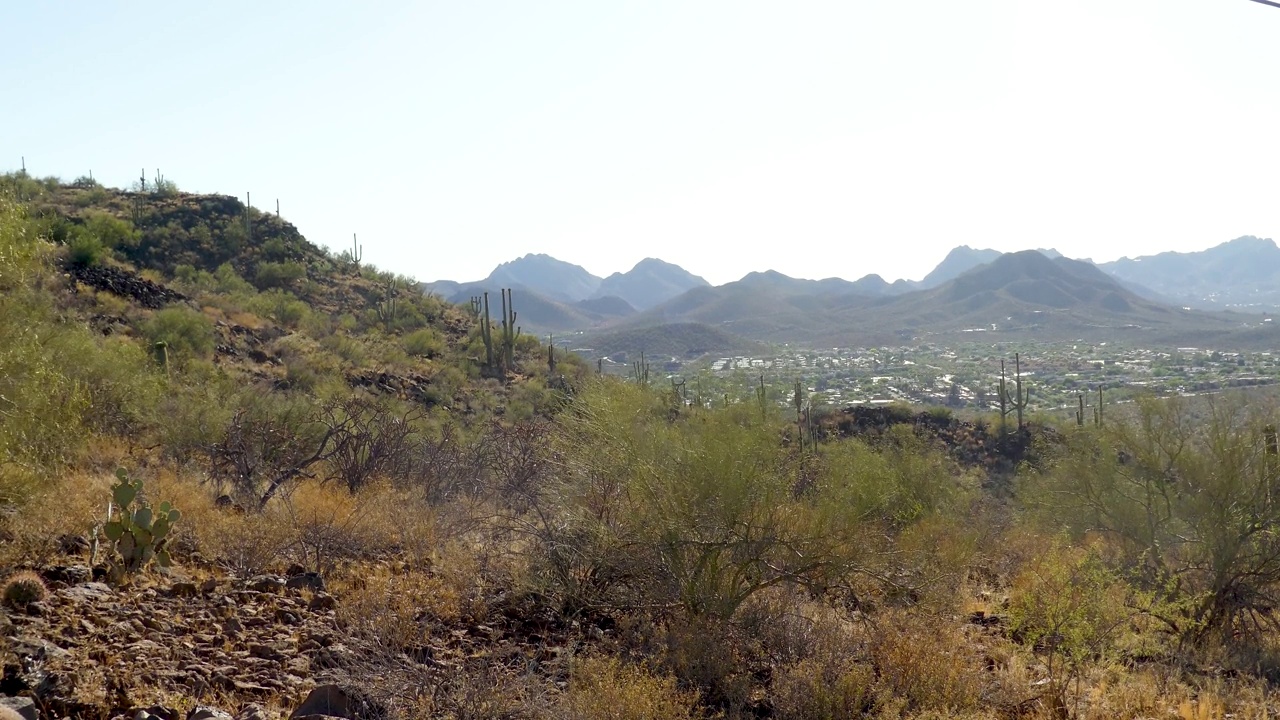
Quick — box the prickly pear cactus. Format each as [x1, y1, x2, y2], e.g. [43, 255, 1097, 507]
[103, 468, 181, 582]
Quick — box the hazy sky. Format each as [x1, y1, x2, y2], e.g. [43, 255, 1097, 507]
[4, 1, 1280, 285]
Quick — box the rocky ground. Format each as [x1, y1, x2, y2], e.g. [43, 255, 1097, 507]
[0, 548, 608, 720]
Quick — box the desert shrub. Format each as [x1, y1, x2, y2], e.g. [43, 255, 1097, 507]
[83, 211, 139, 251]
[324, 396, 422, 492]
[254, 260, 306, 290]
[321, 334, 368, 366]
[657, 615, 755, 713]
[867, 609, 985, 712]
[521, 380, 945, 620]
[1024, 394, 1280, 644]
[248, 288, 310, 328]
[562, 656, 705, 720]
[213, 262, 255, 295]
[820, 426, 972, 527]
[66, 229, 107, 266]
[0, 195, 42, 289]
[281, 480, 407, 574]
[143, 306, 215, 360]
[771, 658, 873, 720]
[208, 393, 369, 508]
[1007, 541, 1133, 717]
[403, 327, 445, 358]
[51, 332, 162, 436]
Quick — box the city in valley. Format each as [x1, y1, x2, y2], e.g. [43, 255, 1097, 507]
[659, 341, 1280, 418]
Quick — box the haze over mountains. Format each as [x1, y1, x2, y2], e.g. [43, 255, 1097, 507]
[425, 237, 1280, 359]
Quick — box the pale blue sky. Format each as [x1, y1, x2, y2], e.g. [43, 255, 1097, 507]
[4, 1, 1279, 285]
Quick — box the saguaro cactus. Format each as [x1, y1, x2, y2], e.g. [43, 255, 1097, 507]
[350, 234, 363, 275]
[153, 341, 169, 375]
[998, 353, 1030, 434]
[479, 289, 520, 373]
[375, 278, 400, 324]
[632, 351, 650, 385]
[500, 288, 519, 371]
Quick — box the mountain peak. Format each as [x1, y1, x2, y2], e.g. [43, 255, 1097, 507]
[485, 254, 601, 302]
[919, 246, 1003, 288]
[591, 258, 709, 311]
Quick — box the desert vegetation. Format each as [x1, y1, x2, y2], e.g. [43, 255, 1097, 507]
[3, 176, 1280, 719]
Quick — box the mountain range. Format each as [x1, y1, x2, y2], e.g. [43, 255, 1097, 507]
[424, 237, 1280, 359]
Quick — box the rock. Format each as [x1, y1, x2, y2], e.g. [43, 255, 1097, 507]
[57, 534, 90, 555]
[285, 572, 325, 592]
[170, 582, 198, 598]
[133, 707, 180, 720]
[42, 564, 91, 585]
[10, 636, 71, 662]
[58, 582, 113, 603]
[0, 696, 37, 720]
[247, 643, 283, 662]
[200, 578, 219, 595]
[186, 708, 233, 720]
[233, 706, 269, 720]
[309, 593, 337, 612]
[246, 576, 285, 594]
[290, 684, 383, 719]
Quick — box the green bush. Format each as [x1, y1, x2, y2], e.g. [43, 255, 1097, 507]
[254, 261, 306, 290]
[403, 328, 445, 358]
[143, 307, 216, 361]
[67, 229, 107, 267]
[1024, 393, 1280, 644]
[83, 212, 139, 251]
[248, 289, 310, 328]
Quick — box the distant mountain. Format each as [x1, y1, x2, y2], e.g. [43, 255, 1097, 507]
[592, 258, 709, 310]
[1100, 236, 1280, 310]
[618, 251, 1269, 348]
[848, 273, 917, 297]
[484, 253, 601, 303]
[573, 295, 637, 318]
[918, 246, 1002, 288]
[429, 284, 626, 334]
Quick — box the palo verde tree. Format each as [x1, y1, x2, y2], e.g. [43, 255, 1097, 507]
[1025, 392, 1280, 644]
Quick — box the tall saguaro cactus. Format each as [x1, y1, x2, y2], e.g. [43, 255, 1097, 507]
[375, 278, 400, 324]
[479, 289, 520, 374]
[632, 351, 650, 386]
[998, 353, 1030, 434]
[500, 288, 519, 371]
[350, 234, 363, 276]
[480, 292, 495, 369]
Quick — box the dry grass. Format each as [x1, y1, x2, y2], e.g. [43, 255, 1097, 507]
[559, 656, 705, 720]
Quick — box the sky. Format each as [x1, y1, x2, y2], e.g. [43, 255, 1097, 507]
[4, 1, 1280, 286]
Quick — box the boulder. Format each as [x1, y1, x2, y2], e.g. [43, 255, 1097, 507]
[186, 708, 233, 720]
[285, 572, 325, 592]
[289, 684, 382, 720]
[0, 696, 37, 720]
[246, 576, 285, 594]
